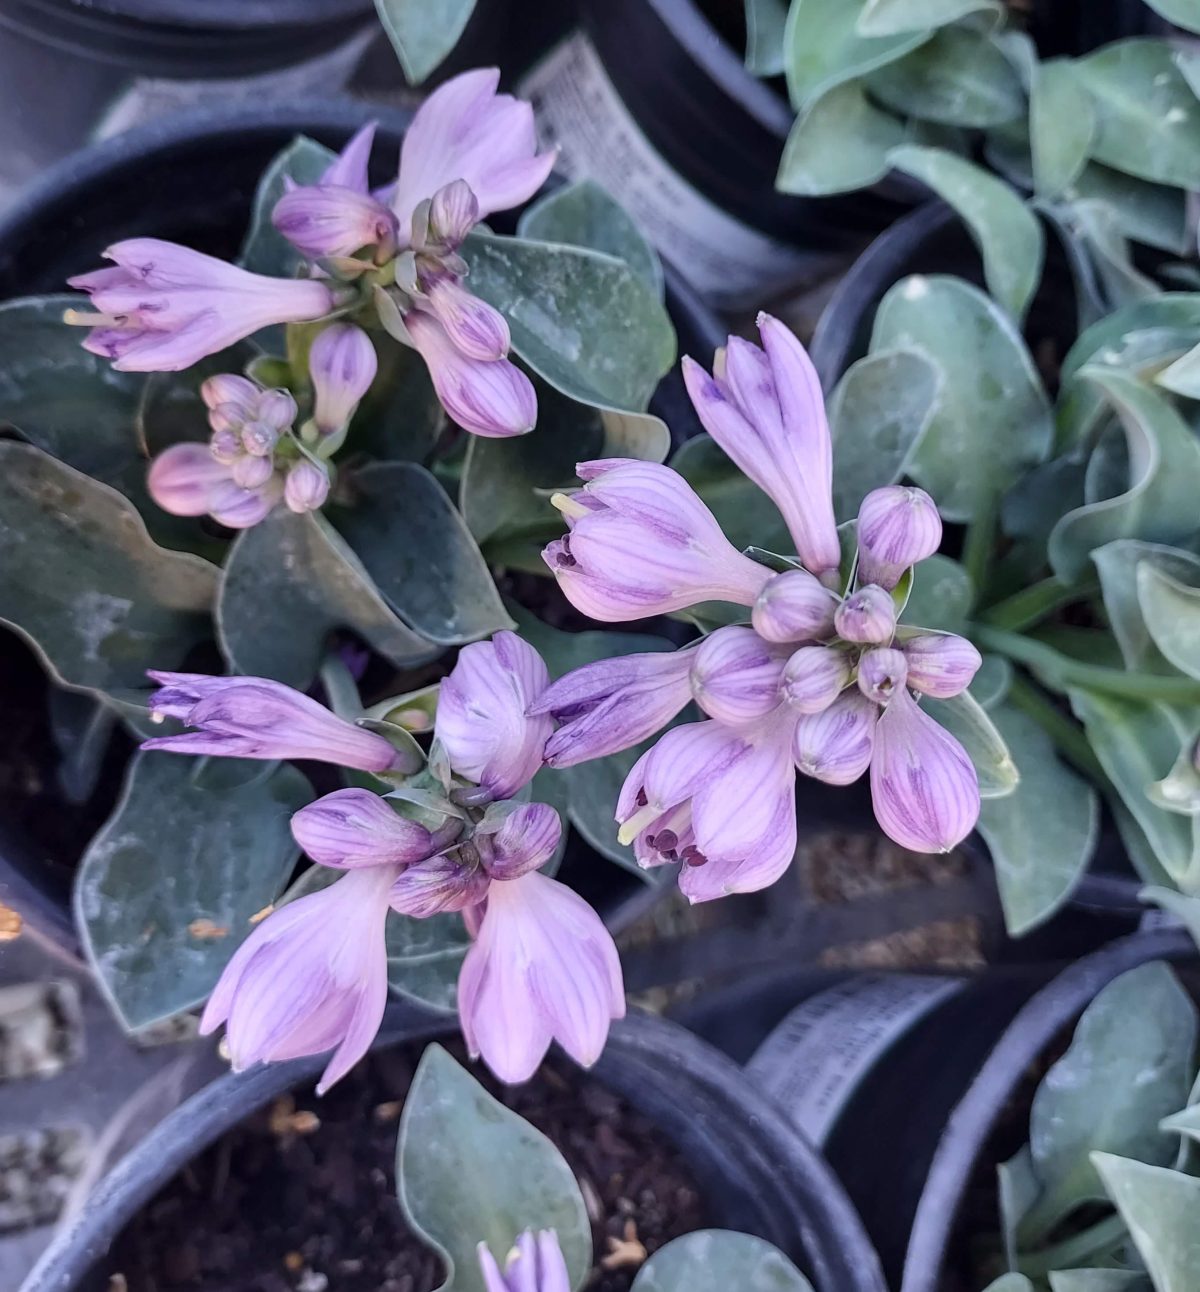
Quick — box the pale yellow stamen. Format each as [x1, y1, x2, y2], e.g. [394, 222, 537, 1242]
[550, 491, 589, 520]
[63, 308, 123, 328]
[617, 801, 661, 846]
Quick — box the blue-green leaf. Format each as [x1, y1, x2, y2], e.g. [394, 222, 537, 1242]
[373, 0, 477, 84]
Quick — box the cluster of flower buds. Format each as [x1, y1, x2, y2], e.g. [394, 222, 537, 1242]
[540, 315, 984, 900]
[67, 67, 553, 458]
[142, 631, 622, 1092]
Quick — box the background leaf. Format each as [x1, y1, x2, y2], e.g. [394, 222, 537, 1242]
[75, 753, 311, 1031]
[670, 434, 792, 554]
[1137, 563, 1200, 683]
[397, 1045, 592, 1292]
[1094, 540, 1200, 673]
[332, 461, 513, 644]
[373, 0, 477, 84]
[1093, 1154, 1200, 1292]
[777, 81, 906, 196]
[899, 555, 974, 634]
[857, 0, 1002, 36]
[744, 0, 789, 75]
[0, 442, 217, 697]
[632, 1231, 814, 1292]
[923, 687, 1019, 798]
[870, 275, 1053, 522]
[217, 510, 436, 688]
[1030, 60, 1096, 197]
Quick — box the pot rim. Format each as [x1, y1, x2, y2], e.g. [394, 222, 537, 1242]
[5, 0, 374, 34]
[900, 925, 1197, 1292]
[19, 1007, 888, 1292]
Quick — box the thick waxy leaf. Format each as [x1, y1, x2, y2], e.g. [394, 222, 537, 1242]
[349, 333, 445, 465]
[1049, 369, 1200, 583]
[983, 1279, 1034, 1292]
[631, 1232, 814, 1292]
[217, 510, 435, 689]
[857, 0, 1001, 36]
[829, 346, 940, 520]
[1094, 541, 1200, 673]
[332, 461, 513, 644]
[1049, 1274, 1149, 1292]
[899, 555, 973, 635]
[744, 0, 788, 76]
[870, 275, 1053, 522]
[1031, 60, 1096, 197]
[0, 442, 217, 696]
[977, 705, 1098, 935]
[1061, 201, 1159, 310]
[923, 687, 1019, 799]
[670, 434, 791, 554]
[1093, 1154, 1200, 1292]
[1016, 963, 1197, 1245]
[397, 1045, 591, 1292]
[783, 0, 931, 108]
[75, 753, 311, 1031]
[1070, 688, 1200, 885]
[374, 0, 476, 84]
[1068, 166, 1188, 256]
[239, 136, 336, 279]
[1145, 0, 1200, 31]
[1137, 563, 1200, 682]
[461, 231, 675, 413]
[1073, 40, 1200, 188]
[887, 145, 1044, 319]
[868, 26, 1026, 128]
[386, 912, 471, 1013]
[517, 180, 662, 297]
[1157, 339, 1200, 399]
[777, 81, 906, 196]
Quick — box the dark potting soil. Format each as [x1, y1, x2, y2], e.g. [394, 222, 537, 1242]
[104, 1044, 709, 1292]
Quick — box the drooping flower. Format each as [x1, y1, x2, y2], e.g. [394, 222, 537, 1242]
[290, 788, 436, 868]
[436, 631, 552, 799]
[682, 314, 840, 579]
[309, 323, 378, 434]
[458, 870, 624, 1083]
[532, 648, 695, 768]
[479, 1231, 571, 1292]
[65, 239, 335, 371]
[543, 459, 772, 621]
[200, 864, 395, 1094]
[855, 485, 943, 590]
[142, 672, 403, 772]
[870, 687, 980, 853]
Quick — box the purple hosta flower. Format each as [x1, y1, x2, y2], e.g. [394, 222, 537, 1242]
[389, 850, 492, 918]
[436, 631, 552, 800]
[146, 443, 238, 519]
[616, 717, 797, 902]
[477, 802, 563, 880]
[870, 687, 980, 853]
[479, 1231, 571, 1292]
[689, 626, 785, 726]
[65, 239, 335, 372]
[902, 633, 982, 699]
[273, 166, 399, 263]
[309, 323, 378, 435]
[857, 647, 908, 707]
[532, 648, 695, 768]
[458, 870, 624, 1083]
[544, 459, 772, 622]
[682, 315, 840, 581]
[752, 568, 839, 644]
[142, 672, 402, 772]
[793, 689, 878, 786]
[284, 459, 331, 514]
[856, 485, 943, 590]
[405, 310, 536, 438]
[291, 788, 435, 867]
[200, 864, 394, 1094]
[834, 584, 896, 645]
[781, 646, 852, 714]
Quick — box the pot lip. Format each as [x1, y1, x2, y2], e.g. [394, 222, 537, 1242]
[19, 1006, 888, 1292]
[900, 925, 1198, 1292]
[10, 0, 374, 33]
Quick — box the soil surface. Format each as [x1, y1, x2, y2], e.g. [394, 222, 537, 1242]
[104, 1045, 708, 1292]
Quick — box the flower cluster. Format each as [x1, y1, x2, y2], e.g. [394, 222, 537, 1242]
[539, 315, 983, 901]
[67, 69, 553, 529]
[479, 1230, 569, 1292]
[144, 631, 622, 1092]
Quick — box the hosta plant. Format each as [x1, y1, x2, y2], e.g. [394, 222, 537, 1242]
[976, 962, 1200, 1292]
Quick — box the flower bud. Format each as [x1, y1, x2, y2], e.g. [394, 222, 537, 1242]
[856, 485, 942, 590]
[428, 179, 480, 248]
[835, 584, 896, 644]
[291, 788, 435, 868]
[781, 646, 851, 714]
[388, 850, 491, 917]
[424, 278, 510, 362]
[751, 568, 838, 644]
[310, 323, 378, 434]
[209, 429, 242, 464]
[870, 687, 979, 852]
[792, 689, 878, 786]
[479, 802, 563, 880]
[690, 626, 785, 726]
[256, 389, 298, 431]
[858, 647, 908, 707]
[903, 633, 982, 699]
[284, 460, 330, 514]
[208, 478, 280, 530]
[201, 373, 258, 413]
[241, 422, 279, 457]
[147, 442, 229, 517]
[272, 184, 399, 259]
[231, 453, 275, 490]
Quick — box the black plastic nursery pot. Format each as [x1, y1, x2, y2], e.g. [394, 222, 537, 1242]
[519, 0, 915, 311]
[19, 1006, 890, 1292]
[0, 99, 722, 960]
[0, 0, 376, 195]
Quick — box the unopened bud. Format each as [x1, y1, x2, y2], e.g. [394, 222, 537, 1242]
[856, 485, 942, 590]
[752, 568, 839, 644]
[835, 584, 896, 644]
[857, 647, 908, 707]
[781, 646, 851, 714]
